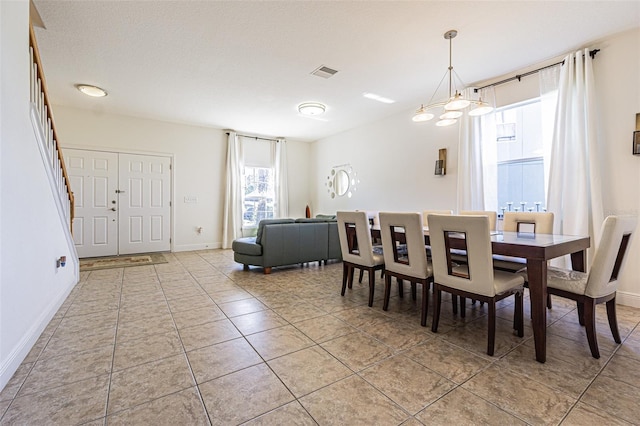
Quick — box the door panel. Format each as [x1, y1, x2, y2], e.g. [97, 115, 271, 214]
[118, 153, 171, 254]
[65, 149, 118, 257]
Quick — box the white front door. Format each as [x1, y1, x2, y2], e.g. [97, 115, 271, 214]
[118, 153, 171, 254]
[66, 149, 119, 257]
[65, 149, 171, 257]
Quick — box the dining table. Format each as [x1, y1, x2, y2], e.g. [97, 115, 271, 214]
[370, 226, 590, 363]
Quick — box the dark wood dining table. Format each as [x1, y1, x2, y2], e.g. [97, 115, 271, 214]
[371, 226, 590, 363]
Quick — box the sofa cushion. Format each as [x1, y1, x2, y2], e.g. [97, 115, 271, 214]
[316, 214, 337, 220]
[296, 218, 329, 223]
[232, 237, 262, 256]
[256, 219, 295, 244]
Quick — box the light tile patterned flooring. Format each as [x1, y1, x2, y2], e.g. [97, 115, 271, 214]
[1, 249, 640, 425]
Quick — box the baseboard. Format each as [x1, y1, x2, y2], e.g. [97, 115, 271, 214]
[173, 242, 222, 252]
[617, 291, 640, 308]
[0, 268, 77, 391]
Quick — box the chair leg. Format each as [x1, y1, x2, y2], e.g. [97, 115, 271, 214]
[368, 268, 376, 307]
[577, 301, 585, 326]
[359, 269, 364, 283]
[421, 281, 430, 327]
[398, 279, 404, 298]
[547, 294, 553, 309]
[341, 263, 348, 296]
[431, 287, 441, 332]
[487, 301, 496, 356]
[383, 273, 392, 311]
[583, 298, 600, 359]
[347, 266, 354, 289]
[452, 294, 458, 315]
[606, 297, 622, 344]
[460, 297, 466, 318]
[411, 282, 417, 301]
[514, 291, 524, 337]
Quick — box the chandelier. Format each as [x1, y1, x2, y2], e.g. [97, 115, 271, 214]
[412, 30, 493, 126]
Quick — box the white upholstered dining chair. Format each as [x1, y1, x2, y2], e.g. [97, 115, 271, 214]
[521, 215, 637, 358]
[337, 211, 385, 307]
[460, 210, 497, 231]
[378, 212, 433, 326]
[422, 210, 453, 228]
[496, 211, 555, 308]
[429, 214, 525, 356]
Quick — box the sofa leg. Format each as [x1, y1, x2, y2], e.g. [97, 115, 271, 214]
[264, 267, 272, 274]
[243, 264, 249, 271]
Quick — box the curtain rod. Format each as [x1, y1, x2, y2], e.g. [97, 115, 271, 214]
[474, 49, 599, 92]
[225, 132, 278, 142]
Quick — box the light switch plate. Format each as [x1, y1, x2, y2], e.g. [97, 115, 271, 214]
[184, 195, 198, 203]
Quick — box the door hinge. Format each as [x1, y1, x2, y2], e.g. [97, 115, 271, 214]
[170, 238, 172, 243]
[169, 201, 172, 207]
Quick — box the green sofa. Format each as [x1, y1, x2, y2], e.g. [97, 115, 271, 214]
[232, 217, 341, 273]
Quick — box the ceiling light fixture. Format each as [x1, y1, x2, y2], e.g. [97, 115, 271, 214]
[76, 84, 108, 97]
[412, 30, 493, 126]
[298, 102, 326, 116]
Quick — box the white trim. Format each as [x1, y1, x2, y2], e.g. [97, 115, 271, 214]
[173, 242, 222, 252]
[617, 291, 640, 309]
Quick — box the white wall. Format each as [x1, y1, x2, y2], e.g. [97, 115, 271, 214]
[311, 27, 640, 307]
[1, 0, 79, 390]
[53, 106, 311, 251]
[310, 109, 459, 216]
[593, 28, 640, 306]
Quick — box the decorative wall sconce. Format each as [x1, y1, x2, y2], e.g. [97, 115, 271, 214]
[634, 113, 640, 155]
[435, 148, 447, 175]
[326, 164, 359, 198]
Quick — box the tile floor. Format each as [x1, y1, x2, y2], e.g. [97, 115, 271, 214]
[1, 249, 639, 425]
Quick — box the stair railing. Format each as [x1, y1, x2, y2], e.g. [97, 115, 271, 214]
[29, 25, 74, 233]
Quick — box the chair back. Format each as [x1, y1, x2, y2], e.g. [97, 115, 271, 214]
[428, 214, 496, 297]
[337, 211, 377, 267]
[460, 210, 498, 231]
[503, 212, 554, 234]
[585, 215, 637, 298]
[422, 210, 453, 228]
[379, 212, 430, 279]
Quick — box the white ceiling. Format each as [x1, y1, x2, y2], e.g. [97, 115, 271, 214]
[33, 1, 640, 142]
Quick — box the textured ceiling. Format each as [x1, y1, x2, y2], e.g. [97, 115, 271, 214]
[33, 1, 640, 142]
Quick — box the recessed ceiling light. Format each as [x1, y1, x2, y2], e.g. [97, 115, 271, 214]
[363, 92, 395, 104]
[298, 102, 326, 116]
[76, 84, 108, 97]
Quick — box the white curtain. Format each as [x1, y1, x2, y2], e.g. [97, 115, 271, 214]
[538, 64, 561, 201]
[222, 131, 243, 248]
[457, 87, 498, 213]
[273, 138, 289, 218]
[546, 49, 604, 266]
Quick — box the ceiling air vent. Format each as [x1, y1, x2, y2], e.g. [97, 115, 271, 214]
[311, 65, 338, 79]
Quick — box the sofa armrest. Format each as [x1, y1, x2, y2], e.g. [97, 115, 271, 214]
[232, 237, 263, 256]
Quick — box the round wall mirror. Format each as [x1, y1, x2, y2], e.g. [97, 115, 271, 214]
[326, 164, 359, 198]
[334, 170, 349, 196]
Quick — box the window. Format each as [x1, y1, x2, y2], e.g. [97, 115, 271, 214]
[483, 99, 549, 215]
[242, 166, 274, 228]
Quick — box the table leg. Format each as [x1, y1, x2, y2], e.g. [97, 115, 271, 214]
[571, 250, 586, 272]
[526, 259, 548, 363]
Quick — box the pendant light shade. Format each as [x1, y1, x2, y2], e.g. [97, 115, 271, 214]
[412, 30, 493, 125]
[412, 105, 435, 122]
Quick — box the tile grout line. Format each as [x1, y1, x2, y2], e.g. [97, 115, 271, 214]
[101, 267, 126, 424]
